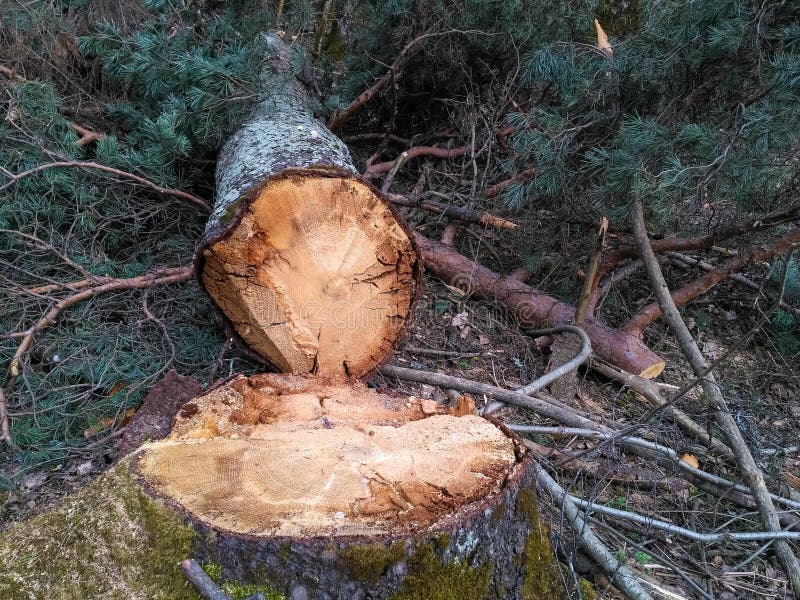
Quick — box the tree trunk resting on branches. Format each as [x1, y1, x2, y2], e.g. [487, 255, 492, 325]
[198, 33, 420, 379]
[0, 374, 567, 600]
[415, 235, 666, 378]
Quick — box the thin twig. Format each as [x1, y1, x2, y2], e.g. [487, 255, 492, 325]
[533, 460, 655, 600]
[404, 346, 481, 358]
[180, 559, 230, 600]
[630, 200, 800, 597]
[0, 161, 211, 212]
[572, 496, 800, 543]
[380, 151, 409, 194]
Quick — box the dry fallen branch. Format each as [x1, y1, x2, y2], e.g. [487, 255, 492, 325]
[379, 364, 608, 432]
[570, 495, 800, 543]
[180, 559, 230, 600]
[0, 265, 193, 448]
[630, 200, 800, 597]
[364, 144, 472, 178]
[8, 265, 193, 378]
[0, 161, 211, 212]
[597, 200, 800, 282]
[532, 460, 655, 600]
[386, 193, 517, 229]
[624, 225, 800, 334]
[667, 250, 800, 316]
[415, 234, 666, 377]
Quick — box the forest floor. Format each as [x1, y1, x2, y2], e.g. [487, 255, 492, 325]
[2, 204, 798, 600]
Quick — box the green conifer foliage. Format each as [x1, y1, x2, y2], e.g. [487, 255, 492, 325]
[0, 0, 283, 472]
[507, 1, 800, 231]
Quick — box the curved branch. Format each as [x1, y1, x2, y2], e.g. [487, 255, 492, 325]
[0, 161, 211, 212]
[364, 144, 471, 178]
[7, 265, 194, 379]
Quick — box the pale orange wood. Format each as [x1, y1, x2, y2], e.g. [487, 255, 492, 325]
[135, 373, 517, 537]
[202, 175, 419, 378]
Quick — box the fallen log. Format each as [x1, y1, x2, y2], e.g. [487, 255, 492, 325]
[415, 235, 665, 378]
[0, 374, 567, 599]
[198, 33, 420, 378]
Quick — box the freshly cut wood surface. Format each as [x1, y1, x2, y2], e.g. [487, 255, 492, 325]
[134, 374, 518, 537]
[202, 175, 418, 377]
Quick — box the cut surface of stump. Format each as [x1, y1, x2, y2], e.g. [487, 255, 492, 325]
[135, 373, 517, 537]
[202, 175, 418, 378]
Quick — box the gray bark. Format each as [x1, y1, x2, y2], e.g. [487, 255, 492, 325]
[205, 33, 355, 246]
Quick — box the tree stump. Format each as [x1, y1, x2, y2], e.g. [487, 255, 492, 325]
[127, 373, 564, 599]
[0, 375, 566, 599]
[198, 34, 420, 378]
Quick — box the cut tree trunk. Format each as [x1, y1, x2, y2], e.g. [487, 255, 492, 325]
[0, 374, 566, 599]
[416, 234, 666, 378]
[198, 33, 420, 378]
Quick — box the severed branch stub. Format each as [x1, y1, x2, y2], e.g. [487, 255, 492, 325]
[199, 33, 421, 378]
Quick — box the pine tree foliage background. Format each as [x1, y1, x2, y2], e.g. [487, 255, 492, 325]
[0, 0, 798, 480]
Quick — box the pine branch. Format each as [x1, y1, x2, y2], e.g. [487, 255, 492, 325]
[0, 161, 211, 212]
[1, 265, 193, 449]
[624, 225, 800, 334]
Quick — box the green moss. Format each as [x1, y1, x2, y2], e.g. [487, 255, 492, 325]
[339, 541, 407, 584]
[202, 560, 284, 600]
[201, 562, 225, 582]
[517, 490, 566, 600]
[220, 580, 285, 600]
[219, 199, 242, 226]
[0, 461, 199, 599]
[390, 544, 491, 600]
[579, 578, 598, 599]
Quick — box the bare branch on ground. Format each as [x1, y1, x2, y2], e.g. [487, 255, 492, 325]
[630, 199, 800, 597]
